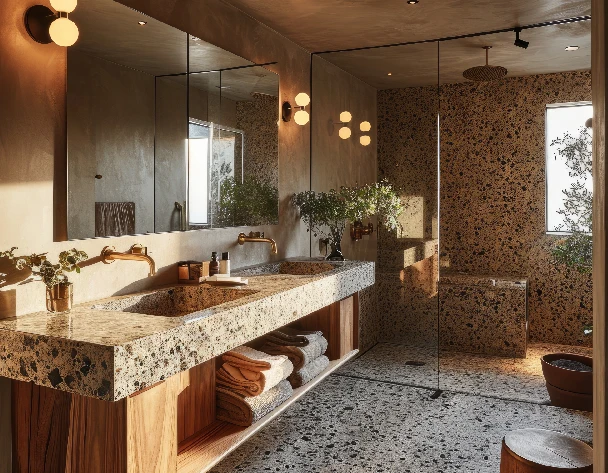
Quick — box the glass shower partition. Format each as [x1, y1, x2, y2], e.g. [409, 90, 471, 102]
[313, 42, 441, 391]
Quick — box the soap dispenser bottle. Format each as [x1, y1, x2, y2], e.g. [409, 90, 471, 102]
[210, 252, 219, 276]
[220, 252, 230, 276]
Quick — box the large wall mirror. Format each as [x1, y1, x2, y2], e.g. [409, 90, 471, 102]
[67, 0, 279, 240]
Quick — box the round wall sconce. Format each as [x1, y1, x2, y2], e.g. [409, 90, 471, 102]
[335, 111, 352, 140]
[360, 135, 371, 146]
[339, 127, 352, 139]
[25, 0, 79, 47]
[282, 92, 310, 125]
[340, 111, 352, 123]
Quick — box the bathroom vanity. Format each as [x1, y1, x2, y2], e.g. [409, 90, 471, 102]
[0, 260, 374, 473]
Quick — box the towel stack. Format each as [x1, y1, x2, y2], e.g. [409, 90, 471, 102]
[261, 327, 330, 388]
[216, 346, 294, 426]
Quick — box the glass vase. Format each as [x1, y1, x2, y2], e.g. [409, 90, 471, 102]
[46, 283, 73, 314]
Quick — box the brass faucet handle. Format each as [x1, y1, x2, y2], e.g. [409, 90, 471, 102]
[130, 244, 147, 255]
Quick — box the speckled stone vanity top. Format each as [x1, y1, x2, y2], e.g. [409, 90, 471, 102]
[0, 259, 374, 401]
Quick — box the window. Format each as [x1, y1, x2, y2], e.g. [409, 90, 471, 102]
[545, 102, 593, 234]
[188, 120, 244, 226]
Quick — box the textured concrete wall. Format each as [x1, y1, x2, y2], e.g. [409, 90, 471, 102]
[67, 50, 156, 238]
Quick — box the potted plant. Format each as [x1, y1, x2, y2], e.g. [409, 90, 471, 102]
[543, 124, 593, 411]
[2, 247, 88, 314]
[293, 180, 403, 260]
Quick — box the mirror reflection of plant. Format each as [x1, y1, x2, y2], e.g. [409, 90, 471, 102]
[217, 177, 279, 227]
[551, 126, 593, 274]
[2, 248, 88, 288]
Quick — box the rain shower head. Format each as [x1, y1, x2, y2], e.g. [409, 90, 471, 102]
[462, 46, 508, 82]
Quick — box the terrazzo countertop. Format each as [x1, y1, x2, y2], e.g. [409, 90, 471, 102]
[0, 259, 374, 401]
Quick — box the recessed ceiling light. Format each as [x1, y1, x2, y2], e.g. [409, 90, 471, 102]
[407, 0, 419, 4]
[138, 21, 147, 26]
[387, 72, 392, 76]
[565, 45, 579, 51]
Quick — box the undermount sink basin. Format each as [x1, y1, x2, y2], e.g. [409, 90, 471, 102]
[234, 261, 337, 277]
[92, 285, 259, 317]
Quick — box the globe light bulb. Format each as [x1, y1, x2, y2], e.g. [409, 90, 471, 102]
[49, 17, 79, 46]
[50, 0, 77, 13]
[339, 126, 351, 139]
[360, 121, 371, 132]
[295, 93, 310, 107]
[360, 135, 371, 146]
[294, 110, 310, 126]
[340, 111, 352, 123]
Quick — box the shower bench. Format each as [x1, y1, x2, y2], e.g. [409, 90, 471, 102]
[439, 272, 528, 358]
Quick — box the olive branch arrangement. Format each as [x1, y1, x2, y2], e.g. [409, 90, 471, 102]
[0, 247, 88, 288]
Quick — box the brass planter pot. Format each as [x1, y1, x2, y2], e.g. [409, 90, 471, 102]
[46, 283, 73, 314]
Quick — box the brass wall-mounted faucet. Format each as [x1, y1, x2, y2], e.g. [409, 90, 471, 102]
[100, 244, 156, 276]
[237, 232, 278, 254]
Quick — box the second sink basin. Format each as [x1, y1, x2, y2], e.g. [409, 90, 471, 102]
[92, 285, 259, 318]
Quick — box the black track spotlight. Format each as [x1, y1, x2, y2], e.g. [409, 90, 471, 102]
[514, 27, 529, 49]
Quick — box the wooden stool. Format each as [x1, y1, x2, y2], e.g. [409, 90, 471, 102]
[500, 429, 593, 472]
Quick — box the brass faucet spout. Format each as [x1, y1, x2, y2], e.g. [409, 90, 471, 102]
[238, 232, 278, 254]
[100, 244, 156, 276]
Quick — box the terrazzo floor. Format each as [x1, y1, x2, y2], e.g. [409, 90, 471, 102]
[338, 342, 593, 404]
[212, 342, 592, 472]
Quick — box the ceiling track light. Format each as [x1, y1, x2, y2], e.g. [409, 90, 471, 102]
[25, 0, 79, 47]
[514, 27, 529, 49]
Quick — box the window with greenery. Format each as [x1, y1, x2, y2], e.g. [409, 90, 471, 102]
[545, 102, 593, 235]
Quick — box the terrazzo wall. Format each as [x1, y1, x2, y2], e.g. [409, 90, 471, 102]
[440, 71, 592, 347]
[377, 70, 593, 347]
[377, 86, 439, 345]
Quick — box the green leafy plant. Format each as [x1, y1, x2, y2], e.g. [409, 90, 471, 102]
[292, 180, 404, 243]
[217, 177, 279, 227]
[550, 126, 593, 274]
[4, 248, 88, 288]
[550, 126, 593, 336]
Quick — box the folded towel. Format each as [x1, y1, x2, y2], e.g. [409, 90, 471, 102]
[264, 327, 324, 347]
[289, 355, 330, 388]
[217, 346, 293, 397]
[261, 334, 328, 371]
[216, 379, 293, 426]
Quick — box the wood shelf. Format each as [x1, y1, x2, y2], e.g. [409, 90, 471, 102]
[176, 349, 359, 473]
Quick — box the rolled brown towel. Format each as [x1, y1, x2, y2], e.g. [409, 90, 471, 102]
[264, 327, 324, 347]
[217, 346, 293, 397]
[261, 334, 328, 371]
[216, 379, 293, 427]
[289, 355, 330, 388]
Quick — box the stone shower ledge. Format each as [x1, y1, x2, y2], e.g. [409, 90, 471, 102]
[0, 259, 374, 401]
[439, 272, 527, 289]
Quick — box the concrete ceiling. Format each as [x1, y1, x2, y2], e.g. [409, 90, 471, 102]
[71, 0, 277, 100]
[320, 21, 591, 89]
[222, 0, 590, 53]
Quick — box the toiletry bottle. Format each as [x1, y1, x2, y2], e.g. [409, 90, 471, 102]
[220, 252, 231, 276]
[210, 252, 219, 276]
